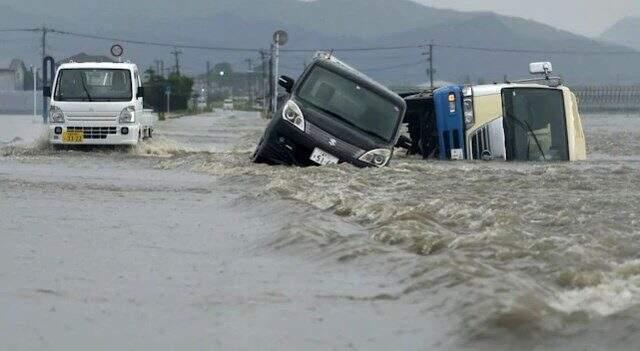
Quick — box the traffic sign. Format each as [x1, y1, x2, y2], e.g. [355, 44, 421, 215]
[273, 30, 288, 46]
[110, 44, 124, 58]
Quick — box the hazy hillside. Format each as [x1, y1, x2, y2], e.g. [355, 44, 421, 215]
[0, 0, 638, 85]
[600, 17, 640, 50]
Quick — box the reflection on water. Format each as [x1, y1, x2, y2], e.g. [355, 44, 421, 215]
[2, 112, 640, 349]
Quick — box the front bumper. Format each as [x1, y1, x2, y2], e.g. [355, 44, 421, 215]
[48, 124, 141, 145]
[261, 119, 375, 168]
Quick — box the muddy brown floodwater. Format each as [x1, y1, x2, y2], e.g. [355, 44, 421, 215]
[1, 111, 639, 350]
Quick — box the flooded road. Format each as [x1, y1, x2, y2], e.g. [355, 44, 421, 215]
[1, 111, 639, 350]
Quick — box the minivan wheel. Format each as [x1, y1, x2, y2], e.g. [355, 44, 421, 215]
[252, 138, 269, 163]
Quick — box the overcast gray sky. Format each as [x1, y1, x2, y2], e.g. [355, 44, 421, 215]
[415, 0, 640, 37]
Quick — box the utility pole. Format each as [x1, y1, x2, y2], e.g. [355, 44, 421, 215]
[160, 60, 165, 78]
[259, 50, 268, 115]
[269, 44, 275, 116]
[170, 47, 182, 76]
[41, 27, 48, 65]
[154, 60, 161, 76]
[206, 61, 211, 105]
[272, 43, 281, 116]
[423, 43, 435, 90]
[32, 66, 37, 118]
[166, 87, 171, 115]
[245, 58, 253, 106]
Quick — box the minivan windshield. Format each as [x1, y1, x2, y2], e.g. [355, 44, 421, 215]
[502, 88, 569, 161]
[54, 69, 132, 102]
[297, 66, 401, 141]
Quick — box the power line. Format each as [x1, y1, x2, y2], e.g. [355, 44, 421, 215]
[281, 44, 424, 53]
[0, 28, 40, 32]
[2, 27, 640, 56]
[359, 60, 425, 72]
[432, 43, 640, 55]
[49, 29, 260, 53]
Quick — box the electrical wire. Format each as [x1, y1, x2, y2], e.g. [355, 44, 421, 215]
[1, 27, 639, 56]
[359, 60, 425, 72]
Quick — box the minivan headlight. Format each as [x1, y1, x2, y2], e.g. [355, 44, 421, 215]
[359, 148, 391, 167]
[49, 106, 65, 124]
[119, 106, 135, 124]
[282, 100, 305, 131]
[463, 98, 474, 126]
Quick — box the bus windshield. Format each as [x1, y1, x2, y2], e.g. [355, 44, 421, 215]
[54, 69, 132, 102]
[502, 88, 569, 161]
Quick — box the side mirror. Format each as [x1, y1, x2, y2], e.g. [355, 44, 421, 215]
[278, 75, 295, 93]
[43, 86, 51, 98]
[137, 86, 145, 99]
[529, 62, 553, 75]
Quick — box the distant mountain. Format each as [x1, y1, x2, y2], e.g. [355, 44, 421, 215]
[600, 17, 640, 50]
[374, 13, 638, 85]
[1, 0, 639, 85]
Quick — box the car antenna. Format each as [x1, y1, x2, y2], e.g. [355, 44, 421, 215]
[328, 49, 335, 59]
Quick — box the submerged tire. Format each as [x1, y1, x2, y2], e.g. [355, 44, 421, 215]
[252, 138, 269, 164]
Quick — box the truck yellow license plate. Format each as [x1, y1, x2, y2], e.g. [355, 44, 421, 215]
[61, 131, 84, 143]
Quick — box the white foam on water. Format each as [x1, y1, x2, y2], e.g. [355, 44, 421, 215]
[550, 278, 640, 317]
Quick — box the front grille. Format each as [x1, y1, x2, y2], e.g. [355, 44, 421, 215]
[469, 125, 491, 160]
[67, 126, 117, 140]
[305, 122, 365, 158]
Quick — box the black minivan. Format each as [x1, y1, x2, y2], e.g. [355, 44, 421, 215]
[252, 52, 407, 168]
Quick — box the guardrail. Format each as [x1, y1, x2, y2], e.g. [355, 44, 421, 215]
[572, 86, 640, 113]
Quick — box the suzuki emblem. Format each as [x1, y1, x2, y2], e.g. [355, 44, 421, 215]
[328, 138, 337, 147]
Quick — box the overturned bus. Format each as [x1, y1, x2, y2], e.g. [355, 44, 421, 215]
[253, 52, 406, 168]
[399, 63, 587, 161]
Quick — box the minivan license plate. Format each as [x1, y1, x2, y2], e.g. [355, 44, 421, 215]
[310, 148, 338, 166]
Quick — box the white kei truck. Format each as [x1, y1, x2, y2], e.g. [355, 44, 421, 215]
[45, 62, 154, 145]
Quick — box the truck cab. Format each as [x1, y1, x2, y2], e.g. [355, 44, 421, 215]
[400, 63, 587, 161]
[46, 62, 154, 146]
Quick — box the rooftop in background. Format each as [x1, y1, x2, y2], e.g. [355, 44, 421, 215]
[0, 59, 26, 72]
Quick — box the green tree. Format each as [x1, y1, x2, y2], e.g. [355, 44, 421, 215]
[143, 68, 193, 112]
[166, 73, 194, 111]
[214, 62, 233, 76]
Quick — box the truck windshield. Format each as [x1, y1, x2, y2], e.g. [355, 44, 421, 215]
[297, 66, 401, 142]
[502, 88, 569, 161]
[54, 69, 132, 102]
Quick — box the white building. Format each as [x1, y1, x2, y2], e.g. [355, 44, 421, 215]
[0, 59, 27, 91]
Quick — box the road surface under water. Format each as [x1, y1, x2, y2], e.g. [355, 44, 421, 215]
[1, 111, 639, 350]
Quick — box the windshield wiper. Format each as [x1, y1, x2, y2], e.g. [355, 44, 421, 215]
[80, 76, 93, 102]
[505, 113, 546, 161]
